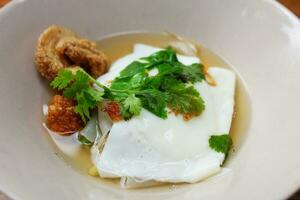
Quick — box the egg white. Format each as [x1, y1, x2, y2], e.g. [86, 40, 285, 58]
[93, 44, 236, 185]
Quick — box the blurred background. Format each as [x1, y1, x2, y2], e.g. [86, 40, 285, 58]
[278, 0, 300, 17]
[0, 0, 299, 199]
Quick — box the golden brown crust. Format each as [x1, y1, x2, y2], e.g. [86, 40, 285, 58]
[35, 25, 74, 80]
[46, 95, 84, 134]
[56, 37, 109, 78]
[35, 25, 109, 80]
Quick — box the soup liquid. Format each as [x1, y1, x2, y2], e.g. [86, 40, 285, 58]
[50, 32, 251, 185]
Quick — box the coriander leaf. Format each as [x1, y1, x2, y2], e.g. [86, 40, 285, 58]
[143, 47, 178, 63]
[130, 72, 147, 88]
[110, 78, 132, 91]
[119, 61, 146, 78]
[62, 70, 90, 98]
[75, 92, 92, 123]
[51, 68, 105, 122]
[137, 89, 167, 119]
[77, 133, 94, 146]
[209, 134, 232, 154]
[110, 91, 129, 102]
[103, 86, 114, 99]
[144, 76, 163, 89]
[75, 69, 91, 86]
[50, 69, 74, 90]
[175, 63, 205, 83]
[155, 62, 181, 75]
[85, 87, 104, 102]
[63, 84, 79, 98]
[162, 77, 205, 116]
[123, 94, 142, 116]
[120, 103, 133, 120]
[111, 72, 146, 91]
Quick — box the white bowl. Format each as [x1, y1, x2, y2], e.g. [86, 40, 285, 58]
[0, 0, 299, 199]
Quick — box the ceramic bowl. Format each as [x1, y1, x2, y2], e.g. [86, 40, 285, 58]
[0, 0, 299, 199]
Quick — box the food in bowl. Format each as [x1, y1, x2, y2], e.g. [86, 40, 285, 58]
[36, 25, 236, 188]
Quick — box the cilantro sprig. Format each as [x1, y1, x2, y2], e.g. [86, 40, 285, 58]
[51, 47, 206, 122]
[50, 68, 107, 123]
[209, 134, 232, 155]
[77, 133, 94, 146]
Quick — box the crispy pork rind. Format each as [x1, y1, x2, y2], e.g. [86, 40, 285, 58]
[35, 25, 109, 80]
[56, 37, 109, 78]
[46, 95, 84, 134]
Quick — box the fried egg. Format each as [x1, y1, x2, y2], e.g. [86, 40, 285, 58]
[92, 44, 236, 186]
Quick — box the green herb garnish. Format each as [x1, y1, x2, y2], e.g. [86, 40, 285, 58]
[50, 68, 106, 123]
[77, 133, 94, 146]
[51, 47, 206, 121]
[108, 47, 206, 119]
[209, 134, 232, 155]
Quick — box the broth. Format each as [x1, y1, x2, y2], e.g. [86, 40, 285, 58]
[48, 32, 251, 186]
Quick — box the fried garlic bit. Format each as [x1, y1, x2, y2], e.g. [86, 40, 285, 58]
[47, 95, 84, 134]
[35, 25, 109, 80]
